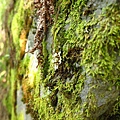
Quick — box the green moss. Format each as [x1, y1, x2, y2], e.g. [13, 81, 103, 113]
[42, 40, 50, 78]
[5, 69, 17, 119]
[81, 4, 120, 82]
[19, 54, 30, 76]
[31, 1, 120, 119]
[11, 0, 25, 47]
[11, 0, 33, 60]
[4, 0, 33, 119]
[8, 0, 120, 119]
[17, 112, 24, 120]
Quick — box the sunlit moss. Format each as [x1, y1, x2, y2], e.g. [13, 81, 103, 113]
[17, 112, 24, 120]
[11, 0, 24, 48]
[11, 0, 33, 59]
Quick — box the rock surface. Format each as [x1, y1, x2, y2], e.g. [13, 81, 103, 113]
[21, 0, 120, 119]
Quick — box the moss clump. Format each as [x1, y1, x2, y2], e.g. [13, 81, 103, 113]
[17, 0, 120, 120]
[30, 1, 120, 119]
[11, 0, 33, 60]
[4, 0, 33, 119]
[11, 0, 25, 49]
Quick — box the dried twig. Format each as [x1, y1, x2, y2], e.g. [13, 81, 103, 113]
[30, 0, 54, 67]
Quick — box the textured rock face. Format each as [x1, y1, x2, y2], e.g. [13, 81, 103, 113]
[25, 19, 38, 69]
[80, 0, 120, 119]
[21, 0, 120, 119]
[80, 76, 119, 119]
[17, 87, 32, 120]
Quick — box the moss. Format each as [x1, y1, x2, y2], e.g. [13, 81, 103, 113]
[0, 0, 8, 27]
[18, 55, 30, 77]
[11, 0, 25, 48]
[42, 40, 50, 78]
[5, 69, 17, 119]
[31, 1, 120, 119]
[4, 0, 33, 119]
[11, 0, 33, 60]
[5, 0, 120, 119]
[17, 112, 24, 120]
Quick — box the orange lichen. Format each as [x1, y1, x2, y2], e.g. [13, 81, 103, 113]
[20, 29, 27, 59]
